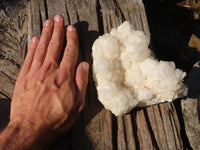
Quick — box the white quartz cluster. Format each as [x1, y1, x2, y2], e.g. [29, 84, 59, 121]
[92, 21, 188, 116]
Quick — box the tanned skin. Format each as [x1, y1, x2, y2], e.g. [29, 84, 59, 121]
[0, 15, 89, 150]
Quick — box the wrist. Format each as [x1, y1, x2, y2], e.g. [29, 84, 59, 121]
[3, 119, 40, 150]
[0, 117, 51, 150]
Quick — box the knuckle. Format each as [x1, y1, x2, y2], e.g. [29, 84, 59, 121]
[40, 59, 58, 77]
[65, 45, 77, 56]
[50, 85, 59, 94]
[49, 40, 62, 48]
[36, 43, 46, 52]
[27, 70, 36, 79]
[61, 61, 75, 73]
[45, 57, 58, 67]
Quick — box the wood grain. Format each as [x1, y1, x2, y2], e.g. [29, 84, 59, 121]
[0, 0, 29, 99]
[0, 0, 187, 149]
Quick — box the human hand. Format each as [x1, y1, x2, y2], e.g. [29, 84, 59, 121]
[11, 15, 89, 136]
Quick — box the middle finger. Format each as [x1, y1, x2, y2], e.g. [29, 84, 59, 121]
[44, 15, 65, 63]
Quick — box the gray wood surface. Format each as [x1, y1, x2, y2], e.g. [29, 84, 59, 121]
[0, 0, 189, 149]
[0, 1, 28, 99]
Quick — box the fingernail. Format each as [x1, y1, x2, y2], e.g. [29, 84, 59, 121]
[82, 63, 89, 72]
[67, 25, 76, 32]
[32, 37, 39, 43]
[45, 20, 52, 27]
[54, 15, 63, 22]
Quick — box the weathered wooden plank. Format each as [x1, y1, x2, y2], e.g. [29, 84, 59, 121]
[0, 0, 28, 99]
[137, 1, 150, 37]
[0, 10, 20, 65]
[0, 72, 15, 99]
[136, 110, 155, 149]
[0, 59, 19, 81]
[169, 103, 183, 149]
[182, 98, 200, 150]
[0, 1, 28, 132]
[124, 114, 136, 150]
[146, 105, 168, 149]
[46, 0, 69, 25]
[117, 116, 126, 150]
[18, 7, 29, 67]
[146, 103, 183, 150]
[28, 0, 41, 44]
[68, 0, 113, 149]
[99, 0, 123, 32]
[39, 0, 48, 25]
[182, 62, 200, 149]
[159, 103, 177, 150]
[116, 0, 150, 36]
[65, 0, 78, 25]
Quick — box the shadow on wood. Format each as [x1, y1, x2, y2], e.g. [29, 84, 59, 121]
[49, 21, 105, 150]
[184, 61, 200, 98]
[0, 99, 10, 132]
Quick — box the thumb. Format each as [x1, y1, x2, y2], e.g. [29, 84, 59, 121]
[75, 62, 89, 112]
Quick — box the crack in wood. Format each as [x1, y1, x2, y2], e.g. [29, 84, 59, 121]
[169, 108, 182, 149]
[0, 71, 15, 83]
[0, 54, 20, 68]
[112, 114, 118, 150]
[39, 9, 43, 32]
[144, 108, 160, 150]
[174, 100, 193, 149]
[39, 0, 48, 24]
[96, 0, 104, 35]
[0, 92, 11, 101]
[64, 0, 71, 25]
[113, 0, 125, 22]
[131, 111, 140, 150]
